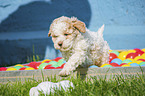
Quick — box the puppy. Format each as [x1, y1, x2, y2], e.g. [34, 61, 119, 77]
[48, 16, 110, 76]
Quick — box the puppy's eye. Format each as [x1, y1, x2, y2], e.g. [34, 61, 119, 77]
[64, 34, 68, 36]
[64, 33, 69, 36]
[53, 36, 58, 38]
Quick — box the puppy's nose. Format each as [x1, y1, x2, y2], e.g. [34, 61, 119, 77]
[58, 41, 63, 47]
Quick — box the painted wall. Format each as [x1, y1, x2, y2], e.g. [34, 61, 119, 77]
[0, 0, 145, 66]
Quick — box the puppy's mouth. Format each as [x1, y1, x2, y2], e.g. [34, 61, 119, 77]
[54, 40, 73, 51]
[56, 43, 72, 51]
[59, 46, 72, 51]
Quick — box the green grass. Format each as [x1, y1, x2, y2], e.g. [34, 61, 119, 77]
[26, 45, 40, 63]
[0, 74, 145, 96]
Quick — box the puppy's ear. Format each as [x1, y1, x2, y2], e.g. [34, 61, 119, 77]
[71, 17, 86, 33]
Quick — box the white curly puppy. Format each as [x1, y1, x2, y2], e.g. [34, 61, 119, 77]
[48, 16, 110, 77]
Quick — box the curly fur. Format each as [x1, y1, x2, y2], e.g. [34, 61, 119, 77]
[48, 16, 110, 76]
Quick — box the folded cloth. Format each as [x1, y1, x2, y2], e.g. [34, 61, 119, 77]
[29, 80, 74, 96]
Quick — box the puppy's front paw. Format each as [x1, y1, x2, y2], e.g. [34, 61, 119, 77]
[59, 70, 70, 77]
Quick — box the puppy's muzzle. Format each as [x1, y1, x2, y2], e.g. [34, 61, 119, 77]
[58, 41, 63, 47]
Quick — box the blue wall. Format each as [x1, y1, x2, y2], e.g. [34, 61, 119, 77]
[0, 0, 145, 66]
[88, 0, 145, 50]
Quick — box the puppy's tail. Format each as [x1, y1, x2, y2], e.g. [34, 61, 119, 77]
[97, 24, 104, 42]
[97, 24, 104, 37]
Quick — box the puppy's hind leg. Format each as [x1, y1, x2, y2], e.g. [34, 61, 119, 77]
[101, 42, 110, 65]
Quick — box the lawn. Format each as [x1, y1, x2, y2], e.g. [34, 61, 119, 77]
[0, 73, 145, 96]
